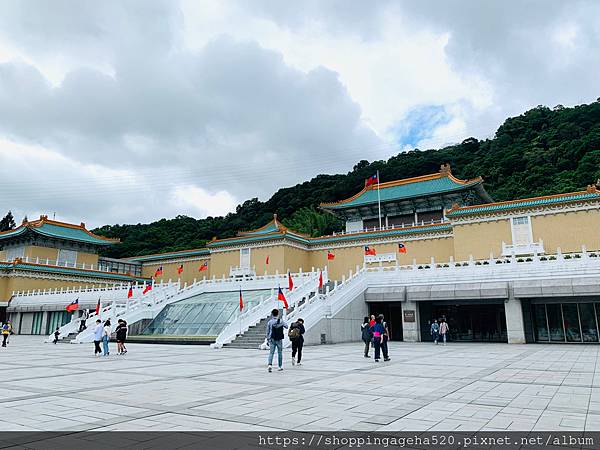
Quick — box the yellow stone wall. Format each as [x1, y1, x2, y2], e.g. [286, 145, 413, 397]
[282, 246, 312, 274]
[531, 210, 600, 253]
[143, 257, 212, 284]
[452, 219, 512, 260]
[24, 246, 59, 261]
[207, 250, 239, 278]
[76, 252, 100, 267]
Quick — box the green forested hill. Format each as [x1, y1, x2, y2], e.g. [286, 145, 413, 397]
[94, 100, 600, 258]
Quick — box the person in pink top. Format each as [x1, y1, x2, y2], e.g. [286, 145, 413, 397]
[439, 318, 449, 345]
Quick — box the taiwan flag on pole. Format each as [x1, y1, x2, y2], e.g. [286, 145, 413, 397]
[154, 266, 163, 277]
[364, 246, 376, 256]
[95, 299, 101, 315]
[239, 288, 244, 312]
[398, 243, 407, 253]
[127, 286, 133, 299]
[288, 271, 294, 291]
[277, 287, 289, 309]
[319, 271, 324, 289]
[143, 282, 153, 294]
[199, 261, 208, 271]
[327, 251, 335, 260]
[66, 299, 79, 313]
[177, 264, 184, 275]
[365, 174, 378, 187]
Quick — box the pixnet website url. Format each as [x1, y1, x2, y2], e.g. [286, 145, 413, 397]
[258, 434, 594, 448]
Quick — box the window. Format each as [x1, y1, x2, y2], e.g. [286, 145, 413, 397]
[5, 246, 24, 261]
[240, 248, 250, 269]
[511, 216, 532, 246]
[57, 249, 77, 267]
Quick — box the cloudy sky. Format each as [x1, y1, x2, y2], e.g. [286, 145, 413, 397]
[0, 0, 599, 227]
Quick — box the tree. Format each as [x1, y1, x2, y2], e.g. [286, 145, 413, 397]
[0, 211, 16, 232]
[282, 207, 343, 237]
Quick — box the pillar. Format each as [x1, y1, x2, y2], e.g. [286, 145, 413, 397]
[505, 288, 526, 344]
[402, 300, 420, 342]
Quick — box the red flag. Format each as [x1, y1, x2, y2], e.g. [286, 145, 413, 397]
[66, 299, 79, 313]
[364, 246, 376, 256]
[143, 282, 152, 294]
[95, 299, 100, 315]
[365, 174, 378, 187]
[277, 287, 289, 309]
[398, 243, 407, 253]
[327, 251, 335, 260]
[154, 266, 163, 277]
[239, 288, 244, 311]
[127, 286, 133, 298]
[319, 271, 323, 289]
[265, 255, 269, 265]
[288, 272, 294, 291]
[177, 264, 184, 274]
[199, 261, 208, 271]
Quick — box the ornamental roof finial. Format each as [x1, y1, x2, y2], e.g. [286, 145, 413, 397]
[440, 163, 451, 175]
[587, 184, 598, 193]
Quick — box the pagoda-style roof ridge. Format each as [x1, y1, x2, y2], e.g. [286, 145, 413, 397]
[320, 165, 485, 210]
[236, 214, 310, 239]
[446, 189, 600, 217]
[0, 215, 119, 246]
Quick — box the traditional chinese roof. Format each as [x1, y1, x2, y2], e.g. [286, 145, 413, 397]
[127, 248, 210, 262]
[208, 215, 451, 248]
[320, 165, 491, 211]
[446, 187, 600, 218]
[0, 216, 118, 246]
[0, 259, 147, 282]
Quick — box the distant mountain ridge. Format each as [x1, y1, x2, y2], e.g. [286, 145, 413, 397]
[94, 100, 600, 258]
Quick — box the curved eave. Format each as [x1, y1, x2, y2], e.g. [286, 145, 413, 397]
[447, 191, 600, 217]
[310, 223, 453, 244]
[32, 228, 118, 246]
[208, 231, 310, 248]
[0, 227, 27, 240]
[0, 261, 149, 282]
[320, 179, 484, 211]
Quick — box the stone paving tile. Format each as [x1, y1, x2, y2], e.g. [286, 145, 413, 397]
[2, 336, 600, 432]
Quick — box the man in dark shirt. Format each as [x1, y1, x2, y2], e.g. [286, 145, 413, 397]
[289, 318, 305, 366]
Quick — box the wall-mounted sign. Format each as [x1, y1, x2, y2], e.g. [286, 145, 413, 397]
[364, 253, 397, 264]
[403, 310, 416, 322]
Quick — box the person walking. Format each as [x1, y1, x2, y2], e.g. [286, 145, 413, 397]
[1, 323, 9, 347]
[115, 319, 128, 355]
[369, 314, 376, 327]
[431, 319, 440, 344]
[102, 319, 111, 356]
[370, 316, 385, 362]
[266, 308, 288, 372]
[379, 314, 391, 362]
[439, 318, 449, 345]
[93, 319, 103, 356]
[361, 316, 372, 358]
[53, 327, 60, 344]
[289, 318, 305, 366]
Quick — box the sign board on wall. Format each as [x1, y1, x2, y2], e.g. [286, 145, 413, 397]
[403, 310, 416, 322]
[364, 253, 397, 264]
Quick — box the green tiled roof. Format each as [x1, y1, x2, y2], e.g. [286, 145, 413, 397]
[0, 220, 117, 246]
[447, 192, 600, 217]
[208, 223, 452, 247]
[128, 248, 210, 262]
[321, 177, 482, 210]
[0, 261, 148, 282]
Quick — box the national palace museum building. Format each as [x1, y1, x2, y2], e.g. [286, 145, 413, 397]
[2, 164, 600, 345]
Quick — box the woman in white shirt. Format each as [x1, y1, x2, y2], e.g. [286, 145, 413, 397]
[102, 319, 111, 356]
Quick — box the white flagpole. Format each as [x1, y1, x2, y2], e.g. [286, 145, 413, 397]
[239, 285, 242, 337]
[377, 170, 382, 229]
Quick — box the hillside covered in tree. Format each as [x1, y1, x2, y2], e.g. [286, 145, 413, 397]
[93, 100, 600, 258]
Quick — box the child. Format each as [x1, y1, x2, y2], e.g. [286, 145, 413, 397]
[53, 327, 60, 344]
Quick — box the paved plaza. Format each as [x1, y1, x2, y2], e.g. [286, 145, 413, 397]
[0, 337, 599, 432]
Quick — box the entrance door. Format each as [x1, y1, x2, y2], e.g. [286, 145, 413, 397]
[368, 302, 403, 341]
[419, 302, 507, 342]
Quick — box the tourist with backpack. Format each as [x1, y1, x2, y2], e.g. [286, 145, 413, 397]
[288, 318, 305, 366]
[361, 316, 372, 358]
[266, 308, 288, 372]
[370, 316, 385, 362]
[115, 319, 128, 355]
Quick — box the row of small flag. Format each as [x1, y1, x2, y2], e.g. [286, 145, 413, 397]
[65, 298, 102, 315]
[153, 261, 208, 278]
[364, 243, 407, 255]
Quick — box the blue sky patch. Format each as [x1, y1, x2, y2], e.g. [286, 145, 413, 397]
[393, 104, 451, 148]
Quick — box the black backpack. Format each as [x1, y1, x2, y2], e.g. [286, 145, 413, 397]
[271, 319, 284, 340]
